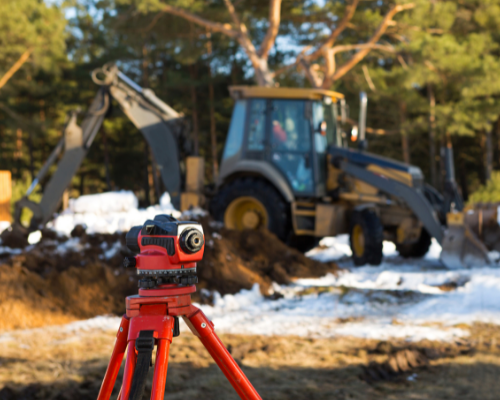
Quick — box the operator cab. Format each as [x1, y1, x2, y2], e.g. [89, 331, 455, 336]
[219, 86, 345, 199]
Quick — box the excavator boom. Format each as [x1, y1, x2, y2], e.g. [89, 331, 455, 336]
[10, 63, 186, 234]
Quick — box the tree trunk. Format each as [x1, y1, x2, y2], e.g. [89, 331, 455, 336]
[143, 144, 151, 206]
[142, 41, 157, 202]
[142, 43, 149, 87]
[400, 102, 410, 164]
[151, 154, 161, 202]
[428, 84, 437, 188]
[458, 160, 469, 202]
[208, 75, 218, 181]
[14, 128, 23, 179]
[207, 34, 219, 182]
[102, 128, 112, 191]
[485, 128, 493, 182]
[79, 172, 85, 196]
[251, 58, 274, 87]
[496, 117, 500, 170]
[189, 65, 200, 156]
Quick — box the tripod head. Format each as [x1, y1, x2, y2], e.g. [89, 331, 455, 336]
[123, 215, 204, 289]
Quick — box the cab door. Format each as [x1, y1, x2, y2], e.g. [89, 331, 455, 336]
[268, 99, 315, 196]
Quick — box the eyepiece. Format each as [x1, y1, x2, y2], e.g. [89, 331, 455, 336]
[179, 228, 204, 254]
[126, 226, 142, 253]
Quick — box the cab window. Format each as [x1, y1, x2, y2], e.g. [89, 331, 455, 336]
[222, 100, 247, 160]
[246, 99, 266, 151]
[270, 100, 314, 194]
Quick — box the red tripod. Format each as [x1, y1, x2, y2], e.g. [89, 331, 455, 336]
[97, 284, 261, 400]
[96, 283, 262, 400]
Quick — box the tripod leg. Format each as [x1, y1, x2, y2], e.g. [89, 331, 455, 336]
[97, 316, 130, 400]
[184, 308, 262, 400]
[120, 338, 137, 400]
[150, 338, 171, 400]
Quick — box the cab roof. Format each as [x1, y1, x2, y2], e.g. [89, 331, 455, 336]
[229, 86, 345, 101]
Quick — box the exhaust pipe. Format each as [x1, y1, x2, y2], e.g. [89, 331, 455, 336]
[358, 92, 368, 151]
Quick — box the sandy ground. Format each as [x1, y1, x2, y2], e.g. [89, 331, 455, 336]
[1, 322, 500, 400]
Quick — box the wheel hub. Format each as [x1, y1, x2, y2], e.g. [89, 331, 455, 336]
[224, 196, 269, 231]
[242, 210, 260, 229]
[352, 224, 365, 257]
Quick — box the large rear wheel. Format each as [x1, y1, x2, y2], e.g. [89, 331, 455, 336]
[396, 229, 431, 258]
[211, 178, 290, 241]
[349, 209, 383, 266]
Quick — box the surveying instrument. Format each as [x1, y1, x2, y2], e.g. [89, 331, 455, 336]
[96, 215, 262, 400]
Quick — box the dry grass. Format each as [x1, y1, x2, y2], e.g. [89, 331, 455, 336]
[1, 323, 500, 399]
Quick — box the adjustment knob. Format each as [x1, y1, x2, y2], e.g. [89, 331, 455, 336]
[123, 256, 137, 268]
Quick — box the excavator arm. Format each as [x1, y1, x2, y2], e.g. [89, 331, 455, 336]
[11, 64, 185, 234]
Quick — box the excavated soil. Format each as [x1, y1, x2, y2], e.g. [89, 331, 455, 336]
[0, 219, 337, 331]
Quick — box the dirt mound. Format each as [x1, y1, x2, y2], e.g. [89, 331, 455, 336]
[0, 227, 29, 249]
[197, 217, 337, 296]
[0, 218, 337, 331]
[0, 230, 136, 331]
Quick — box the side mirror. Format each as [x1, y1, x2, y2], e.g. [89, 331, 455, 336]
[351, 126, 358, 142]
[317, 121, 327, 136]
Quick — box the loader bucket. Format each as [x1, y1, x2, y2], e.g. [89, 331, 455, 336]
[440, 212, 490, 269]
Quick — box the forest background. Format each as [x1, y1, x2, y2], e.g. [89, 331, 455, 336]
[2, 0, 500, 209]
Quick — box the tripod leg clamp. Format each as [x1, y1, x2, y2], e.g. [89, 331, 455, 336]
[129, 330, 155, 400]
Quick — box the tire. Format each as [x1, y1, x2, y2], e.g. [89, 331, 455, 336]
[287, 234, 320, 253]
[349, 209, 383, 266]
[211, 177, 290, 241]
[396, 229, 431, 258]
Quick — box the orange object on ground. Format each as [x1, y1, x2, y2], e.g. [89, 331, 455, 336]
[0, 171, 11, 221]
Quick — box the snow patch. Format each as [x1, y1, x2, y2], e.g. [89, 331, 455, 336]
[27, 230, 42, 245]
[47, 191, 181, 236]
[0, 246, 22, 256]
[69, 190, 138, 214]
[0, 221, 10, 234]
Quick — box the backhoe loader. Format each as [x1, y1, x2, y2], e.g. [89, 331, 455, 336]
[210, 86, 490, 269]
[4, 64, 490, 269]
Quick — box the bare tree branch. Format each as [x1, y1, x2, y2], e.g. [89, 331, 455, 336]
[331, 43, 395, 55]
[327, 3, 415, 86]
[299, 59, 322, 88]
[223, 0, 244, 32]
[139, 11, 166, 33]
[308, 0, 360, 61]
[258, 0, 282, 58]
[270, 45, 312, 77]
[162, 2, 274, 86]
[324, 49, 336, 83]
[162, 4, 238, 37]
[0, 48, 33, 91]
[362, 64, 376, 91]
[397, 54, 409, 70]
